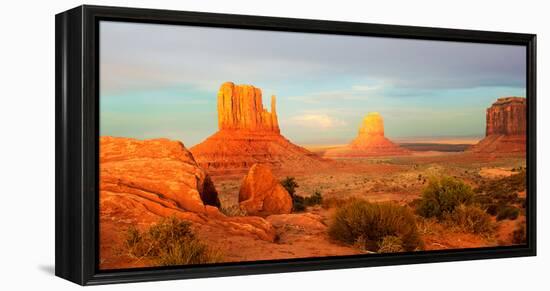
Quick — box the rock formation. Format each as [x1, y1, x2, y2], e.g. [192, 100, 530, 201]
[324, 112, 410, 157]
[191, 82, 327, 173]
[238, 164, 293, 216]
[218, 83, 280, 132]
[470, 97, 526, 153]
[99, 137, 279, 268]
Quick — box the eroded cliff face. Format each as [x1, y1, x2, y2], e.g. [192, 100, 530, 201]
[218, 82, 280, 133]
[485, 97, 526, 136]
[470, 97, 526, 153]
[191, 82, 327, 173]
[325, 112, 409, 157]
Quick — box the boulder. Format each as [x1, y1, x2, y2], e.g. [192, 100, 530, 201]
[238, 164, 293, 216]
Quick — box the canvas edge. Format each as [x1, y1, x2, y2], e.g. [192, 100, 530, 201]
[54, 4, 537, 286]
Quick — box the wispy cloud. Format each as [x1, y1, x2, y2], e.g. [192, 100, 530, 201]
[287, 82, 386, 104]
[287, 113, 347, 129]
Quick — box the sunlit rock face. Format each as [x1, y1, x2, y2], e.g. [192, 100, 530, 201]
[218, 82, 280, 133]
[324, 112, 410, 158]
[238, 164, 293, 216]
[470, 97, 527, 153]
[191, 82, 327, 173]
[99, 136, 278, 269]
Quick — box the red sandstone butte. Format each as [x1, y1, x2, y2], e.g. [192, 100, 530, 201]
[190, 82, 327, 173]
[324, 112, 410, 157]
[470, 97, 526, 153]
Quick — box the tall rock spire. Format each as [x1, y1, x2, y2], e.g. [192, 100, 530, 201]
[217, 82, 279, 133]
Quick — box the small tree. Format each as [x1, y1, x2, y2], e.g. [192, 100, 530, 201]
[280, 176, 298, 196]
[281, 177, 306, 211]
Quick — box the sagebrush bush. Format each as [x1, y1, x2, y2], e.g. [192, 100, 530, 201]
[378, 236, 405, 253]
[328, 200, 423, 252]
[416, 176, 474, 219]
[496, 206, 520, 221]
[444, 204, 494, 234]
[125, 216, 222, 266]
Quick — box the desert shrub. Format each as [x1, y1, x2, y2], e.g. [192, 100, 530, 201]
[496, 206, 520, 221]
[328, 200, 423, 252]
[444, 204, 494, 234]
[512, 222, 527, 244]
[281, 177, 305, 212]
[305, 190, 323, 206]
[125, 216, 222, 266]
[416, 176, 474, 219]
[475, 170, 526, 204]
[281, 176, 298, 196]
[220, 205, 247, 217]
[378, 236, 405, 253]
[485, 203, 501, 216]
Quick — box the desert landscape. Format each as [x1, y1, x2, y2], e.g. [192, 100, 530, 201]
[98, 83, 527, 270]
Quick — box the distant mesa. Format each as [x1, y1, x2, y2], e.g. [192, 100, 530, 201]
[324, 112, 410, 157]
[469, 97, 526, 153]
[190, 82, 327, 173]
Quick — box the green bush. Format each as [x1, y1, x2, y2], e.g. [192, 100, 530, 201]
[281, 178, 323, 212]
[125, 216, 222, 266]
[281, 177, 304, 212]
[281, 176, 298, 196]
[496, 206, 520, 221]
[328, 200, 423, 252]
[444, 204, 494, 234]
[416, 176, 474, 219]
[305, 190, 323, 206]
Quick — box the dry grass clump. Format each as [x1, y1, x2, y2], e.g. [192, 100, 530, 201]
[220, 205, 247, 217]
[125, 216, 223, 266]
[328, 200, 423, 253]
[322, 196, 362, 209]
[443, 204, 494, 234]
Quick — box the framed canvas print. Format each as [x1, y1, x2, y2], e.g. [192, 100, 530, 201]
[55, 5, 536, 285]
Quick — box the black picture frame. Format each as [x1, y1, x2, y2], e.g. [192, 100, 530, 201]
[55, 4, 537, 286]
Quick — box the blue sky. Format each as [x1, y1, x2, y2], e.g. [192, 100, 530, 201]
[100, 21, 526, 146]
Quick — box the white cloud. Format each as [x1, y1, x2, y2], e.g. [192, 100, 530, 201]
[288, 114, 347, 129]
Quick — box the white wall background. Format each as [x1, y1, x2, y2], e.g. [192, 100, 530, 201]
[0, 0, 546, 289]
